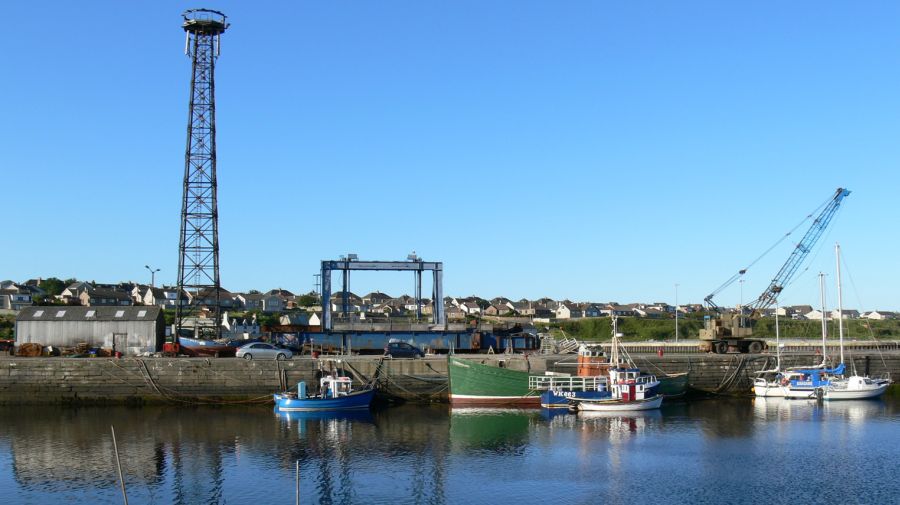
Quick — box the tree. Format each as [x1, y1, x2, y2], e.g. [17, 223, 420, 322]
[38, 277, 66, 297]
[248, 289, 261, 295]
[296, 293, 318, 307]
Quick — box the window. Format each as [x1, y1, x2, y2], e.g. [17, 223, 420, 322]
[85, 310, 96, 318]
[55, 310, 66, 318]
[115, 310, 125, 318]
[33, 310, 44, 317]
[137, 310, 147, 318]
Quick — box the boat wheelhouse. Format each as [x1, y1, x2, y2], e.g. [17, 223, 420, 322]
[274, 375, 375, 412]
[529, 374, 610, 409]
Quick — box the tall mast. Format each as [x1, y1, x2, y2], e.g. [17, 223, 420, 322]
[818, 272, 827, 366]
[835, 243, 845, 365]
[774, 299, 781, 371]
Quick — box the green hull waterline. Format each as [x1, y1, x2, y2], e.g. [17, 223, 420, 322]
[659, 373, 690, 397]
[448, 356, 537, 398]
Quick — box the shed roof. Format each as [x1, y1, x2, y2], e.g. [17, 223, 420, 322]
[17, 306, 162, 322]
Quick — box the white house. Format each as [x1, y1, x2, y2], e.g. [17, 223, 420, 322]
[459, 302, 482, 315]
[0, 289, 32, 311]
[143, 287, 188, 308]
[222, 312, 261, 337]
[864, 310, 897, 320]
[555, 303, 574, 319]
[829, 309, 860, 320]
[804, 309, 829, 321]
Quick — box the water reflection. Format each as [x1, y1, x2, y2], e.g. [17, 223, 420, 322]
[752, 397, 820, 422]
[448, 408, 537, 453]
[0, 398, 897, 504]
[678, 399, 759, 438]
[822, 398, 892, 424]
[275, 409, 374, 437]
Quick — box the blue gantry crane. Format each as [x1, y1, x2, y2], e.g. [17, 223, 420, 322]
[700, 187, 851, 353]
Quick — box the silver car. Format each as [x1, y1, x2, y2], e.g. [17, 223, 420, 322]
[236, 342, 292, 361]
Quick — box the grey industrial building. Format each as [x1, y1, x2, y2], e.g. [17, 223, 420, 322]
[15, 306, 165, 355]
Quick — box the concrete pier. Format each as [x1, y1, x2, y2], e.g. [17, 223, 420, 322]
[0, 351, 897, 405]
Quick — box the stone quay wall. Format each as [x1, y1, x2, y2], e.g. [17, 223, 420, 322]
[0, 350, 897, 405]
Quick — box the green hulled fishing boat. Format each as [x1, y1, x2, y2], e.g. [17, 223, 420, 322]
[658, 372, 690, 398]
[448, 356, 540, 407]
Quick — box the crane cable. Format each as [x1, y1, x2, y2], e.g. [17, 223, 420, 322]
[705, 191, 838, 306]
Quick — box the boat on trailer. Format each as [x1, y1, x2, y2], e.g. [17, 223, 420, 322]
[274, 375, 375, 412]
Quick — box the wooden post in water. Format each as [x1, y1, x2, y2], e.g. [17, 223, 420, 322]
[111, 425, 129, 505]
[295, 460, 300, 505]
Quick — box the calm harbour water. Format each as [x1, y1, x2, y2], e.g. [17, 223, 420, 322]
[0, 397, 897, 505]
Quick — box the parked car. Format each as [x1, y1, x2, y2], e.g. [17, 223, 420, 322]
[236, 342, 292, 360]
[384, 342, 425, 358]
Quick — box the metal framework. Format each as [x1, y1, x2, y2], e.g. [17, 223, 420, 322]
[321, 257, 445, 331]
[704, 187, 851, 313]
[175, 9, 229, 339]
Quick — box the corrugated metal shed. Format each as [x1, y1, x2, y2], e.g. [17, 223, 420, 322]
[15, 306, 165, 355]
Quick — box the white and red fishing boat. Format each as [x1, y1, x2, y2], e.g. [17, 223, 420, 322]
[573, 317, 663, 412]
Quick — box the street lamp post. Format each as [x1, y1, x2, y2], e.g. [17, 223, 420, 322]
[145, 265, 160, 287]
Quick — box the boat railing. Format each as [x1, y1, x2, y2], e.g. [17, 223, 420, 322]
[528, 375, 608, 391]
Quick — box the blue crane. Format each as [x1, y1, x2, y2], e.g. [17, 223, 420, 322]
[704, 187, 851, 314]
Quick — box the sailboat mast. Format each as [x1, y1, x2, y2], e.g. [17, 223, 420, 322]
[819, 272, 827, 365]
[835, 243, 845, 365]
[775, 300, 781, 371]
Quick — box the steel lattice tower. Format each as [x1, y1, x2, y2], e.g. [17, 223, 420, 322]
[175, 9, 229, 340]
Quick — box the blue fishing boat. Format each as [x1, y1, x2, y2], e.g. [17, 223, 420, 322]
[529, 374, 611, 409]
[274, 375, 375, 412]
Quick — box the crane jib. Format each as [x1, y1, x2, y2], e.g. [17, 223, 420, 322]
[705, 187, 850, 312]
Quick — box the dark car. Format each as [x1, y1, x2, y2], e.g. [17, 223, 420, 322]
[384, 342, 425, 358]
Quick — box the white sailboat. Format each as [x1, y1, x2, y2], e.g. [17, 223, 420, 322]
[821, 243, 891, 401]
[752, 300, 808, 397]
[782, 272, 843, 400]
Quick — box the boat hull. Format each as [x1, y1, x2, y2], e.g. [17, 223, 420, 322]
[274, 389, 375, 412]
[753, 379, 788, 397]
[448, 356, 539, 407]
[178, 337, 235, 357]
[540, 390, 611, 409]
[823, 383, 889, 401]
[576, 394, 663, 412]
[783, 387, 818, 400]
[658, 373, 690, 398]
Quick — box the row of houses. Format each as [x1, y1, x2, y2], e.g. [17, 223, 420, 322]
[3, 279, 898, 321]
[450, 297, 694, 320]
[0, 280, 303, 313]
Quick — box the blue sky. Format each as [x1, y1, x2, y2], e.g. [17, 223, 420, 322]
[2, 1, 898, 311]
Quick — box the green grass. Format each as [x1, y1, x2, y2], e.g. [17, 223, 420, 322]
[549, 316, 900, 342]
